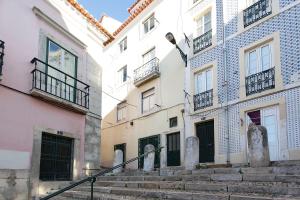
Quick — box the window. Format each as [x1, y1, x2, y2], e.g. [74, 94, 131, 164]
[117, 102, 127, 121]
[142, 88, 155, 113]
[194, 68, 213, 94]
[143, 14, 155, 34]
[47, 39, 77, 78]
[196, 11, 211, 36]
[39, 132, 73, 181]
[169, 117, 178, 128]
[47, 39, 77, 101]
[143, 48, 155, 64]
[117, 66, 127, 85]
[119, 37, 127, 53]
[246, 43, 272, 76]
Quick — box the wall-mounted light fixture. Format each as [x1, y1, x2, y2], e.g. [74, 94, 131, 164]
[165, 32, 187, 67]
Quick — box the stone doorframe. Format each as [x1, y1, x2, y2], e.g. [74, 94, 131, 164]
[29, 126, 81, 199]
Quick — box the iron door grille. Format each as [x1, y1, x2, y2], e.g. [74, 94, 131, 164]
[39, 132, 73, 181]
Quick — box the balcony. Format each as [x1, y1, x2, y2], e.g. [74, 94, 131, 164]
[0, 40, 4, 77]
[30, 58, 90, 112]
[193, 89, 213, 111]
[134, 57, 160, 87]
[193, 30, 212, 54]
[245, 67, 275, 96]
[243, 0, 272, 27]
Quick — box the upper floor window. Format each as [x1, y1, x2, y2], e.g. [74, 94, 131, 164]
[142, 88, 155, 113]
[47, 39, 77, 78]
[143, 14, 155, 34]
[119, 37, 127, 53]
[245, 42, 275, 96]
[246, 43, 272, 76]
[194, 68, 213, 110]
[196, 11, 211, 36]
[117, 66, 127, 85]
[117, 102, 127, 121]
[194, 68, 212, 94]
[143, 48, 155, 64]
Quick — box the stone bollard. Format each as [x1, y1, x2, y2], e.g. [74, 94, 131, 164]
[143, 144, 155, 172]
[184, 136, 199, 170]
[247, 123, 270, 167]
[113, 149, 123, 173]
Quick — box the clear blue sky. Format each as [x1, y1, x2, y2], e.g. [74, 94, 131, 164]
[77, 0, 136, 22]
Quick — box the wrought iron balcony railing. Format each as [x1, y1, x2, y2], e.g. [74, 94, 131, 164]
[134, 57, 160, 86]
[31, 58, 90, 109]
[194, 89, 213, 111]
[0, 40, 4, 76]
[243, 0, 272, 27]
[245, 67, 275, 96]
[193, 30, 212, 54]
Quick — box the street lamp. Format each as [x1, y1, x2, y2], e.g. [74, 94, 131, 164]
[165, 32, 187, 67]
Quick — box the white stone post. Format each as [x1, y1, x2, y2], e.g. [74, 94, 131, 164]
[184, 136, 199, 170]
[247, 123, 270, 167]
[143, 144, 155, 172]
[113, 149, 123, 173]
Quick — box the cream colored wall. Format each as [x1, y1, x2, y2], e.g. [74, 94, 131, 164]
[101, 0, 186, 168]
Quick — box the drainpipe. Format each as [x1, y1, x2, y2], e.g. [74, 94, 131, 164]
[222, 0, 230, 166]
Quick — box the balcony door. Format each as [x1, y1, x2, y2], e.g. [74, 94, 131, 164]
[47, 39, 77, 102]
[246, 106, 280, 161]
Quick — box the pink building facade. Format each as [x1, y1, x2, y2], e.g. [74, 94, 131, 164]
[0, 0, 111, 199]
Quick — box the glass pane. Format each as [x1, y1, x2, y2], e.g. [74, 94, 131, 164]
[123, 67, 127, 82]
[150, 16, 155, 30]
[149, 95, 155, 110]
[144, 21, 149, 33]
[204, 12, 211, 33]
[206, 69, 213, 90]
[143, 97, 149, 112]
[247, 110, 261, 125]
[194, 74, 200, 94]
[143, 48, 155, 64]
[261, 45, 271, 71]
[200, 72, 206, 93]
[248, 50, 257, 75]
[196, 18, 203, 35]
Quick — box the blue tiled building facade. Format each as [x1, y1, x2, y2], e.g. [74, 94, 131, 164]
[188, 0, 300, 164]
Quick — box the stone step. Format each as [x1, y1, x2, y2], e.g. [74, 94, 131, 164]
[97, 174, 300, 183]
[66, 187, 300, 200]
[93, 180, 300, 196]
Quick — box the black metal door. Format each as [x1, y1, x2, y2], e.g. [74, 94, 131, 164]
[114, 143, 126, 163]
[138, 135, 160, 169]
[167, 132, 180, 166]
[196, 120, 214, 163]
[39, 132, 73, 181]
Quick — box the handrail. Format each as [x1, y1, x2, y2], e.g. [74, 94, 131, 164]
[133, 57, 159, 73]
[40, 146, 164, 200]
[31, 57, 89, 89]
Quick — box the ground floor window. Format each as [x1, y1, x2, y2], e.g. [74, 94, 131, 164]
[39, 132, 73, 181]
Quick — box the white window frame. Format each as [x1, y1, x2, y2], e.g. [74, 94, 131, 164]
[142, 48, 155, 64]
[245, 42, 273, 76]
[143, 14, 155, 34]
[196, 11, 212, 36]
[117, 102, 127, 121]
[141, 88, 155, 113]
[117, 66, 127, 85]
[194, 68, 213, 95]
[119, 37, 127, 53]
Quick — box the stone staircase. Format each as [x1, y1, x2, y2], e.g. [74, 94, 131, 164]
[51, 161, 300, 200]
